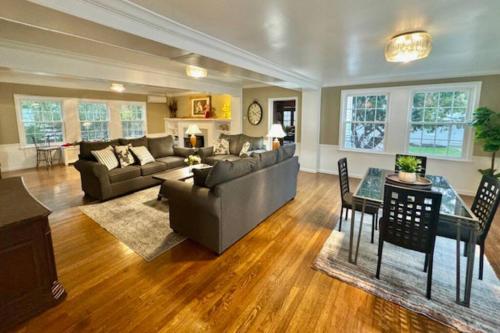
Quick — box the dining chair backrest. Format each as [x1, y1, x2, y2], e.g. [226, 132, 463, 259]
[395, 154, 427, 176]
[338, 158, 350, 202]
[380, 184, 442, 253]
[471, 175, 500, 242]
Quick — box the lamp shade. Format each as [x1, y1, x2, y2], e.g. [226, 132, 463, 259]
[186, 124, 202, 135]
[268, 124, 286, 138]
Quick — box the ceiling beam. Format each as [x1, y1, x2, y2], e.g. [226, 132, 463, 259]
[28, 0, 321, 89]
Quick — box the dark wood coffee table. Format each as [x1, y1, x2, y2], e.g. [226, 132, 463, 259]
[153, 164, 211, 200]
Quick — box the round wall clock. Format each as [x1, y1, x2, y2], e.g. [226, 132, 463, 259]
[247, 101, 263, 126]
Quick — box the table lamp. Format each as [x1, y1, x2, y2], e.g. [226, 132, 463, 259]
[268, 123, 286, 150]
[186, 124, 202, 148]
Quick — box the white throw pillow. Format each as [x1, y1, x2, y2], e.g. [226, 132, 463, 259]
[130, 146, 155, 165]
[91, 146, 119, 170]
[213, 138, 229, 155]
[239, 141, 251, 157]
[114, 144, 135, 168]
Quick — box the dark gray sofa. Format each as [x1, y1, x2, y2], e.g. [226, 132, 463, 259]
[163, 144, 299, 254]
[197, 133, 266, 165]
[74, 136, 195, 201]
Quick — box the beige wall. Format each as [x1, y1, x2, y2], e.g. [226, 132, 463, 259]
[172, 94, 232, 119]
[320, 74, 500, 156]
[242, 86, 302, 141]
[0, 82, 168, 144]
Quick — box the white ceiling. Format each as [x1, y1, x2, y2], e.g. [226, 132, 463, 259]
[130, 0, 500, 86]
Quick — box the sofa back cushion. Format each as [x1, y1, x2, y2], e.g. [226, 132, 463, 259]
[79, 139, 119, 161]
[219, 134, 243, 155]
[119, 136, 147, 147]
[147, 136, 174, 158]
[253, 150, 278, 169]
[278, 143, 296, 162]
[204, 158, 257, 188]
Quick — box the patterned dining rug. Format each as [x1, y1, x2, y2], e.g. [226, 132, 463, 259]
[80, 186, 186, 262]
[313, 214, 500, 333]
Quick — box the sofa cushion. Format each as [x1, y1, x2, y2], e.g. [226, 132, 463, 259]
[114, 144, 135, 168]
[140, 161, 168, 176]
[119, 136, 147, 147]
[242, 134, 265, 150]
[79, 139, 119, 161]
[147, 136, 174, 158]
[156, 156, 185, 169]
[278, 143, 296, 162]
[108, 165, 141, 183]
[192, 166, 212, 187]
[205, 154, 241, 166]
[91, 146, 119, 171]
[205, 158, 257, 188]
[130, 146, 155, 165]
[214, 138, 230, 155]
[253, 150, 277, 169]
[220, 134, 243, 155]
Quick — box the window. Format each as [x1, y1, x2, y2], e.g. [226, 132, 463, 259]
[120, 104, 145, 138]
[20, 99, 64, 145]
[342, 94, 388, 151]
[79, 102, 109, 141]
[408, 90, 471, 158]
[283, 111, 292, 128]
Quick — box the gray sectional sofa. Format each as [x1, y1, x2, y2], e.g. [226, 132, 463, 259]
[74, 136, 195, 201]
[163, 143, 299, 254]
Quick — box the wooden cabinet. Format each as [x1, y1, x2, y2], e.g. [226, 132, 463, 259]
[0, 177, 66, 331]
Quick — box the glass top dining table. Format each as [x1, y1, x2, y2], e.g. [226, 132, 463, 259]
[348, 167, 479, 307]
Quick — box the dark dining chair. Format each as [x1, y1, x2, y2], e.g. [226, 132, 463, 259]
[376, 184, 442, 299]
[437, 175, 500, 280]
[337, 158, 379, 243]
[395, 154, 427, 177]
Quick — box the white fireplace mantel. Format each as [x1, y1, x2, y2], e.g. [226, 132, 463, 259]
[164, 118, 231, 147]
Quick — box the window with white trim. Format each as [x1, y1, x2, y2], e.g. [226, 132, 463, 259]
[120, 103, 145, 138]
[19, 99, 64, 145]
[408, 89, 471, 158]
[342, 94, 388, 151]
[79, 102, 109, 141]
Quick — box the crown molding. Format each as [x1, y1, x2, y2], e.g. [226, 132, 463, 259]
[0, 38, 242, 96]
[28, 0, 321, 89]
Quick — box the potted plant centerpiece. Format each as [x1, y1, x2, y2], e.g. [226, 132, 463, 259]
[184, 154, 201, 170]
[396, 155, 421, 183]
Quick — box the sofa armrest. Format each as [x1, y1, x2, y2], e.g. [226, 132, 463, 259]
[173, 146, 196, 158]
[197, 146, 214, 161]
[74, 159, 108, 180]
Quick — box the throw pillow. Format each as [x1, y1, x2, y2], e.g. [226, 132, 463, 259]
[213, 138, 229, 155]
[114, 144, 135, 168]
[91, 146, 119, 170]
[192, 167, 212, 187]
[239, 141, 251, 157]
[130, 146, 155, 165]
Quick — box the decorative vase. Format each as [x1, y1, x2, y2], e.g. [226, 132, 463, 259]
[398, 171, 417, 183]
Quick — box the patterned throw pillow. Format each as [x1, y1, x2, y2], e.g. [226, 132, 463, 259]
[239, 141, 251, 157]
[130, 146, 155, 165]
[213, 138, 229, 155]
[114, 144, 135, 168]
[91, 146, 119, 170]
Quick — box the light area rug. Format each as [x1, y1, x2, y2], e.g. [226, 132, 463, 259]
[313, 214, 500, 333]
[79, 186, 186, 262]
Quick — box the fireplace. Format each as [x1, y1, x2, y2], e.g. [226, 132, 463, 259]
[183, 135, 205, 148]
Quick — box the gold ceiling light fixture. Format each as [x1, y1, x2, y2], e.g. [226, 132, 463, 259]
[186, 65, 207, 78]
[110, 83, 125, 93]
[385, 31, 432, 63]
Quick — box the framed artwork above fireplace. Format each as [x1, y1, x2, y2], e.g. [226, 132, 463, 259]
[191, 96, 211, 117]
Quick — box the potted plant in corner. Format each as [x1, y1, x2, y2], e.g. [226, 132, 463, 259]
[167, 97, 178, 118]
[396, 155, 421, 183]
[472, 107, 500, 178]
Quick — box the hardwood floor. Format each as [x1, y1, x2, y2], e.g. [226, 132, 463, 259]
[4, 166, 499, 332]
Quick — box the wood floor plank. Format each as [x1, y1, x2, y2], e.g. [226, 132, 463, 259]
[3, 165, 498, 332]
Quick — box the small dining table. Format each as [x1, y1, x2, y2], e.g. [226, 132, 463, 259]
[348, 167, 479, 307]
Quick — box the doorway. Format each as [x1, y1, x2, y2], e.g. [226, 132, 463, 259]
[268, 97, 298, 147]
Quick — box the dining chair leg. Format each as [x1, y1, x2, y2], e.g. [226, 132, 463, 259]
[424, 254, 429, 273]
[374, 212, 378, 230]
[338, 207, 344, 231]
[376, 240, 384, 279]
[345, 207, 349, 221]
[426, 253, 434, 299]
[479, 243, 485, 280]
[370, 214, 375, 244]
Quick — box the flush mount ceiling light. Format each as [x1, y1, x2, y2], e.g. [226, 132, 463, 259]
[186, 65, 207, 78]
[110, 83, 125, 93]
[385, 31, 432, 63]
